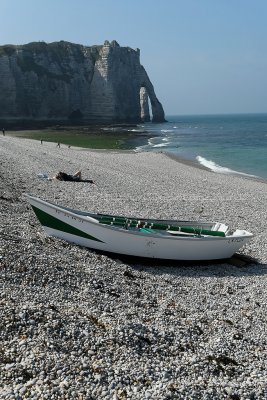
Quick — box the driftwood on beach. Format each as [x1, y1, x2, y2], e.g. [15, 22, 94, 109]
[1, 136, 267, 399]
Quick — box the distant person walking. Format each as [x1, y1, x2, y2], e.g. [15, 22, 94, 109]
[40, 139, 43, 144]
[57, 142, 60, 148]
[2, 128, 5, 136]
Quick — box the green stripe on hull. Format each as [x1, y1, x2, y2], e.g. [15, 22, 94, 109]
[31, 206, 104, 242]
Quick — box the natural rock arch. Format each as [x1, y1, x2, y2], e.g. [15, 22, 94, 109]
[138, 66, 165, 123]
[140, 87, 150, 122]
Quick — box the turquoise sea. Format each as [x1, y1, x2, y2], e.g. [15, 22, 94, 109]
[131, 113, 267, 180]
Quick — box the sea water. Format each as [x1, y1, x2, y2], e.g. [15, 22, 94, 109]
[132, 113, 267, 180]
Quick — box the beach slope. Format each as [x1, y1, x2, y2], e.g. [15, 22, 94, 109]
[1, 136, 267, 399]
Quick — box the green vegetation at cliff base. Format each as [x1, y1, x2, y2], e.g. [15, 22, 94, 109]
[9, 128, 142, 150]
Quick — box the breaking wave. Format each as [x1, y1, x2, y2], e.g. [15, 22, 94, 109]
[196, 156, 258, 178]
[152, 143, 169, 148]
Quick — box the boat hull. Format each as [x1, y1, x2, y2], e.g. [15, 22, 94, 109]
[27, 195, 253, 261]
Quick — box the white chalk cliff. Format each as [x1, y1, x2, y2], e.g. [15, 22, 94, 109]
[0, 40, 165, 123]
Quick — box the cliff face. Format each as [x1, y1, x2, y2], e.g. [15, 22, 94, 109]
[0, 40, 165, 123]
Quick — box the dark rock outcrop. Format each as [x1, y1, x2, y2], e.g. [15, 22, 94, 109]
[0, 40, 165, 124]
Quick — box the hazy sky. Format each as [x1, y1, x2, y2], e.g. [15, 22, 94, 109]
[1, 0, 267, 115]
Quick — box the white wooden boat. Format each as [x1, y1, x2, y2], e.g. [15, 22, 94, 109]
[26, 195, 253, 261]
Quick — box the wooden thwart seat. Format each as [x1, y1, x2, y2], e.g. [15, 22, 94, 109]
[96, 215, 226, 237]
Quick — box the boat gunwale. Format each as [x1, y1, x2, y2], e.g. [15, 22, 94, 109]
[26, 195, 254, 241]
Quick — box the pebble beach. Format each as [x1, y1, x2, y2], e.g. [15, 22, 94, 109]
[1, 135, 267, 399]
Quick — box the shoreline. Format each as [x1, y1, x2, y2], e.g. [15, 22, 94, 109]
[164, 151, 267, 184]
[7, 127, 144, 151]
[164, 151, 211, 172]
[1, 135, 267, 398]
[7, 127, 267, 183]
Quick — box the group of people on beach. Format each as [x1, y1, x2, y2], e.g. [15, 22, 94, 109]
[40, 139, 71, 149]
[2, 128, 94, 183]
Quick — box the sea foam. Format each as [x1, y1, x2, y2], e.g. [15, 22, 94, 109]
[196, 156, 258, 178]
